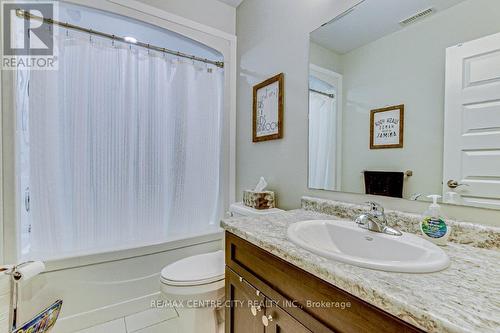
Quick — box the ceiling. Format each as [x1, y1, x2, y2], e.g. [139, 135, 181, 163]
[311, 0, 467, 54]
[216, 0, 244, 8]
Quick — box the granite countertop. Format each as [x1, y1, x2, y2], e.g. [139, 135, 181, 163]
[221, 209, 500, 333]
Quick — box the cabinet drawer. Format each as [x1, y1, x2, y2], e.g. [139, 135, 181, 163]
[226, 232, 424, 333]
[264, 302, 312, 333]
[226, 268, 313, 333]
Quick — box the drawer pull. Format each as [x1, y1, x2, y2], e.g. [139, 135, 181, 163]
[262, 315, 273, 327]
[250, 305, 262, 316]
[256, 290, 260, 296]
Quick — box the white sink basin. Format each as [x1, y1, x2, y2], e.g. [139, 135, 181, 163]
[287, 220, 450, 273]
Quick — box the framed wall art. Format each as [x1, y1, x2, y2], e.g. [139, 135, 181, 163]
[370, 104, 404, 149]
[253, 73, 284, 142]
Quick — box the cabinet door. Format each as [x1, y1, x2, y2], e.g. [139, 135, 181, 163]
[263, 304, 312, 333]
[226, 268, 265, 333]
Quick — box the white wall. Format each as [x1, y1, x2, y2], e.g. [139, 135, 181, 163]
[235, 0, 500, 226]
[137, 0, 236, 34]
[339, 0, 500, 197]
[60, 2, 223, 60]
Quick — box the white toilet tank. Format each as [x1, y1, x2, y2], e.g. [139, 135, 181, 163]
[228, 202, 284, 217]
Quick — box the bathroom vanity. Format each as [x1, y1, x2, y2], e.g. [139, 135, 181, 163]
[225, 232, 423, 333]
[222, 197, 500, 333]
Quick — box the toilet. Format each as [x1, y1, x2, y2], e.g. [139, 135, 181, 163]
[160, 250, 225, 333]
[160, 203, 284, 333]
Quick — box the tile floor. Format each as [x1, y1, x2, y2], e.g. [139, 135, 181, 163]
[75, 307, 179, 333]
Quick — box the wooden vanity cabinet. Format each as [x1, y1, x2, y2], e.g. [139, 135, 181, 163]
[226, 268, 312, 333]
[226, 268, 265, 333]
[225, 232, 425, 333]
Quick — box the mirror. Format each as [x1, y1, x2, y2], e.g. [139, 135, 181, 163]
[308, 0, 500, 209]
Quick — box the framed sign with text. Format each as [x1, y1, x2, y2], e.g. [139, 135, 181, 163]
[253, 73, 284, 142]
[370, 104, 404, 149]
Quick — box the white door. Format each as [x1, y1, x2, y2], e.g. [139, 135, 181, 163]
[443, 32, 500, 209]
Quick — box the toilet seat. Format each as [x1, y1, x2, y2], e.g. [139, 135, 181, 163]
[160, 250, 224, 287]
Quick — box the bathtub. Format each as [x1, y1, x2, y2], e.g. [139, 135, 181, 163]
[16, 230, 223, 333]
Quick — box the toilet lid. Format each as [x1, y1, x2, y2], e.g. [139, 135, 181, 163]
[160, 250, 224, 286]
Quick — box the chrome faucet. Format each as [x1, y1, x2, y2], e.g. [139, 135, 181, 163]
[409, 193, 423, 201]
[355, 202, 402, 236]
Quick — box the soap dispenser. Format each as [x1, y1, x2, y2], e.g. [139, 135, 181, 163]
[444, 191, 462, 205]
[420, 195, 451, 246]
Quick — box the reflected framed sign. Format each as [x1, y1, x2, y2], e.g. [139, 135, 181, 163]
[370, 104, 404, 149]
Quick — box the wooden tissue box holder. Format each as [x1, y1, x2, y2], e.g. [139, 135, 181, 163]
[243, 190, 275, 210]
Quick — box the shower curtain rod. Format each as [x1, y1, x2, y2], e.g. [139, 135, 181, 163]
[15, 9, 224, 68]
[309, 88, 334, 99]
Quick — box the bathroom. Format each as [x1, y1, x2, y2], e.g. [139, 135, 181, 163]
[0, 0, 498, 332]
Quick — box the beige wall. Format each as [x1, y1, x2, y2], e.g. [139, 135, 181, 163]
[235, 0, 500, 226]
[137, 0, 236, 34]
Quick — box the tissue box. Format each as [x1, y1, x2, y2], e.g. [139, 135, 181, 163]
[243, 190, 275, 210]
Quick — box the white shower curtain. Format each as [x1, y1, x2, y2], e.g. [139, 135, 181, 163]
[22, 30, 224, 259]
[308, 91, 336, 190]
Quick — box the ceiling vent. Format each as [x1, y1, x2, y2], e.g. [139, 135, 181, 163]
[399, 8, 435, 26]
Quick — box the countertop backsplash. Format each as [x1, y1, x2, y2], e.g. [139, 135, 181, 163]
[301, 196, 500, 250]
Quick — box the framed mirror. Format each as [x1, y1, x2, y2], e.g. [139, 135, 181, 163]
[308, 0, 500, 210]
